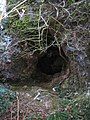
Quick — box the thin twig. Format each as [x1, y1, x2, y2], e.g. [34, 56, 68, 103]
[17, 95, 19, 120]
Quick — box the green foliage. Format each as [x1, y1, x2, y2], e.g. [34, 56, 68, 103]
[8, 0, 18, 5]
[47, 95, 90, 120]
[68, 0, 75, 4]
[6, 0, 41, 44]
[47, 112, 69, 120]
[7, 15, 38, 38]
[0, 85, 16, 116]
[24, 95, 90, 120]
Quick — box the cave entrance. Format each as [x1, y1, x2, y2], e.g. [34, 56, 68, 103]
[37, 45, 68, 75]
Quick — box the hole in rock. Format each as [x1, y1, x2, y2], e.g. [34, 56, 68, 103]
[37, 45, 68, 75]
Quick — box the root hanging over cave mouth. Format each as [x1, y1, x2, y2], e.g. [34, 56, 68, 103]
[37, 45, 68, 75]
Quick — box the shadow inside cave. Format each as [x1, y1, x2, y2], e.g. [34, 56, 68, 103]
[37, 45, 68, 75]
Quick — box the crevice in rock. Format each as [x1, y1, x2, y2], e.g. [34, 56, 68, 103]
[37, 45, 68, 75]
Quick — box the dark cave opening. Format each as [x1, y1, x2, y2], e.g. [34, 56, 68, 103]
[37, 45, 68, 75]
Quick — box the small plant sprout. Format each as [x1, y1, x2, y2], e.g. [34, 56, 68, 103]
[15, 9, 25, 20]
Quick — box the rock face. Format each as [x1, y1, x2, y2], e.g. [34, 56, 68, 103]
[0, 23, 70, 85]
[0, 0, 89, 91]
[4, 44, 69, 86]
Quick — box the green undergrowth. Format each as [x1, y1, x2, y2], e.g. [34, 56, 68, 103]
[0, 85, 16, 116]
[47, 95, 90, 120]
[23, 94, 90, 120]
